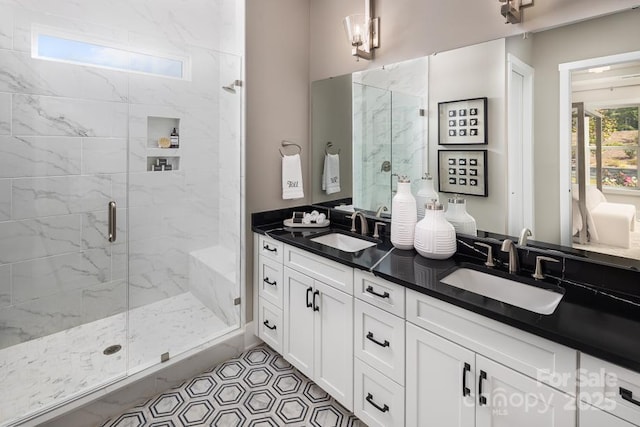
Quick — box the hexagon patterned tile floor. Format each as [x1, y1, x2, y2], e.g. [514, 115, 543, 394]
[102, 345, 363, 427]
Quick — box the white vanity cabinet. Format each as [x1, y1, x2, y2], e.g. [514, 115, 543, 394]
[255, 234, 285, 353]
[282, 249, 354, 410]
[353, 271, 406, 427]
[579, 405, 637, 427]
[579, 354, 640, 426]
[405, 289, 577, 427]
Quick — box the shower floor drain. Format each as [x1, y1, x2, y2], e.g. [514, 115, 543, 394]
[103, 344, 122, 356]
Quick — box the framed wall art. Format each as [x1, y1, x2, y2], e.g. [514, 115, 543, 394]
[438, 97, 488, 145]
[438, 150, 488, 197]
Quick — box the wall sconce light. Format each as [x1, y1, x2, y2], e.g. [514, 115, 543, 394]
[343, 0, 379, 61]
[499, 0, 533, 24]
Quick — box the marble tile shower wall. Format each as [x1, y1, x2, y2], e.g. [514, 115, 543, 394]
[352, 58, 428, 212]
[0, 0, 242, 349]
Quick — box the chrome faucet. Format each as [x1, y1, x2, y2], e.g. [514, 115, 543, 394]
[518, 228, 532, 246]
[375, 205, 388, 217]
[350, 211, 369, 236]
[500, 239, 519, 274]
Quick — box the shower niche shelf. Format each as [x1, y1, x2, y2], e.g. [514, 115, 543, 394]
[148, 156, 180, 172]
[147, 116, 181, 172]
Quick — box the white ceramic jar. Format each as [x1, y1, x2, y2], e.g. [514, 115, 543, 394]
[391, 176, 417, 250]
[414, 200, 457, 259]
[444, 195, 477, 236]
[415, 173, 438, 218]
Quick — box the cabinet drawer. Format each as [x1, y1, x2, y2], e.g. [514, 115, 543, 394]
[579, 403, 636, 427]
[284, 245, 353, 294]
[355, 299, 405, 385]
[354, 359, 405, 427]
[406, 289, 577, 395]
[258, 256, 284, 308]
[258, 297, 283, 353]
[355, 270, 405, 318]
[580, 353, 640, 425]
[259, 235, 284, 263]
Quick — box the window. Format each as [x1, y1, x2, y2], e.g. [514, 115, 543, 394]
[589, 106, 639, 190]
[32, 28, 189, 80]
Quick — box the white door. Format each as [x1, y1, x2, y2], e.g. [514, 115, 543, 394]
[283, 267, 315, 378]
[579, 404, 636, 427]
[406, 323, 475, 427]
[507, 54, 534, 236]
[476, 355, 576, 427]
[314, 280, 354, 411]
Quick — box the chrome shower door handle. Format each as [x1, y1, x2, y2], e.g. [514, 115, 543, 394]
[108, 201, 117, 242]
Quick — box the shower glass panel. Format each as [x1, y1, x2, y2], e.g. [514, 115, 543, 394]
[0, 0, 243, 424]
[0, 4, 129, 422]
[391, 92, 425, 197]
[352, 83, 424, 212]
[353, 83, 392, 211]
[127, 50, 243, 373]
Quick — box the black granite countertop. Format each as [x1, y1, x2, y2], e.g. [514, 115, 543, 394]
[252, 207, 640, 374]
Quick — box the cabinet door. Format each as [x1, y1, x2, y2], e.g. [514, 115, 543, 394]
[406, 323, 475, 427]
[579, 404, 636, 427]
[314, 280, 354, 410]
[476, 355, 576, 427]
[283, 267, 315, 378]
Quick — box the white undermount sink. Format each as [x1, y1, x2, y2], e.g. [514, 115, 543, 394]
[309, 233, 377, 253]
[440, 267, 564, 315]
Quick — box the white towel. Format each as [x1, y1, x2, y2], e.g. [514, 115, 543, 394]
[282, 153, 304, 200]
[322, 153, 341, 195]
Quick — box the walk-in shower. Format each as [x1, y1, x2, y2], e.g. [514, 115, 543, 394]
[0, 1, 244, 425]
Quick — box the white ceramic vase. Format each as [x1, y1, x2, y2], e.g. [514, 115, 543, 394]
[444, 195, 477, 236]
[414, 201, 457, 259]
[415, 174, 438, 218]
[391, 178, 417, 250]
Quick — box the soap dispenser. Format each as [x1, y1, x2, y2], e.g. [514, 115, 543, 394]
[444, 194, 477, 236]
[415, 173, 438, 218]
[414, 199, 457, 260]
[391, 175, 417, 250]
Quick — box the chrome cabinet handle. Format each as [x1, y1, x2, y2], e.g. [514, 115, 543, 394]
[108, 201, 116, 242]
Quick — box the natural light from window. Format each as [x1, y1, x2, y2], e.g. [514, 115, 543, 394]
[33, 31, 187, 80]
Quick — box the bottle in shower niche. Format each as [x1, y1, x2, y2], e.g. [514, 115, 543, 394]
[170, 127, 179, 148]
[391, 176, 417, 250]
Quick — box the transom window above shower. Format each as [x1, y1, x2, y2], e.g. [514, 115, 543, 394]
[31, 26, 191, 80]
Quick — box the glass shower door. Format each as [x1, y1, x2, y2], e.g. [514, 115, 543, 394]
[352, 82, 392, 211]
[0, 3, 129, 421]
[126, 48, 243, 373]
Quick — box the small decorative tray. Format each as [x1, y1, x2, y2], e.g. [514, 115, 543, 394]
[283, 219, 330, 228]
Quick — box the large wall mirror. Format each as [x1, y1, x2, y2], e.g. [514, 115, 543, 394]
[311, 8, 640, 264]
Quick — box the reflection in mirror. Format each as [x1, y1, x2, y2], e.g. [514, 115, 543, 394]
[569, 59, 640, 259]
[311, 57, 428, 213]
[311, 8, 640, 265]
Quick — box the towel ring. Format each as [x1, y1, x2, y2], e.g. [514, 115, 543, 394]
[279, 140, 302, 157]
[325, 141, 341, 155]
